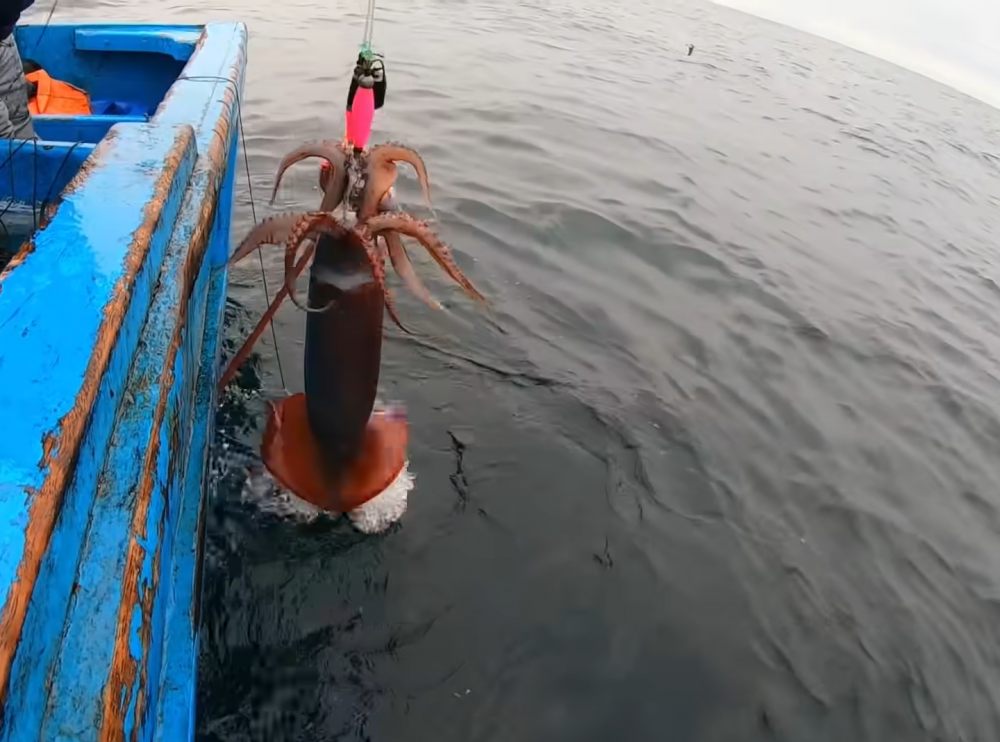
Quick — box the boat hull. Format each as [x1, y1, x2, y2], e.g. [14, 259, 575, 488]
[0, 22, 247, 742]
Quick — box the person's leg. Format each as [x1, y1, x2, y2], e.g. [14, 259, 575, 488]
[0, 36, 35, 139]
[0, 97, 14, 139]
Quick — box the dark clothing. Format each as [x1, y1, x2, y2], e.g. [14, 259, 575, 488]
[0, 0, 33, 42]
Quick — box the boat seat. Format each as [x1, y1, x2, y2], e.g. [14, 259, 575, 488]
[73, 27, 202, 61]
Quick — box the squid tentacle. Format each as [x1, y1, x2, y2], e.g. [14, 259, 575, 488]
[270, 140, 348, 206]
[224, 138, 485, 392]
[376, 194, 441, 310]
[318, 165, 350, 213]
[360, 160, 398, 222]
[383, 231, 441, 311]
[374, 235, 411, 334]
[229, 212, 308, 265]
[282, 215, 321, 314]
[368, 142, 433, 212]
[317, 159, 350, 213]
[217, 240, 317, 393]
[283, 213, 350, 313]
[365, 212, 486, 302]
[355, 225, 408, 332]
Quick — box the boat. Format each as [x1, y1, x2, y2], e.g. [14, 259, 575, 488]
[0, 21, 247, 742]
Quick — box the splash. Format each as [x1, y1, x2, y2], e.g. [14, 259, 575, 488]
[238, 459, 414, 534]
[216, 394, 414, 533]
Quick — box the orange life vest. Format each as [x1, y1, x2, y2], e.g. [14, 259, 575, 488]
[25, 69, 92, 116]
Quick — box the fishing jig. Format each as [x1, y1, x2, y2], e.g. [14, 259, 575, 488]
[343, 0, 386, 150]
[344, 49, 386, 150]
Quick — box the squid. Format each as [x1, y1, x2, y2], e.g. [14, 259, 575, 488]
[218, 139, 485, 528]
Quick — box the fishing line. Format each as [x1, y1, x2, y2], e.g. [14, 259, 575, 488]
[32, 133, 37, 231]
[28, 0, 59, 59]
[0, 139, 74, 267]
[0, 138, 35, 257]
[0, 141, 23, 235]
[39, 140, 79, 209]
[361, 0, 377, 54]
[0, 145, 11, 258]
[176, 73, 288, 392]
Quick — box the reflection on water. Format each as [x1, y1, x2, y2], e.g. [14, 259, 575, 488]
[25, 0, 1000, 739]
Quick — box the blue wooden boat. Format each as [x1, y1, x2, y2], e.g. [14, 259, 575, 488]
[0, 21, 247, 742]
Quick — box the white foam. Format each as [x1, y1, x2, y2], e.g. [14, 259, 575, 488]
[347, 464, 414, 533]
[239, 462, 414, 533]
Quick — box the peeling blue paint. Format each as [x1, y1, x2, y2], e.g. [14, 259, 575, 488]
[0, 21, 246, 742]
[156, 268, 225, 742]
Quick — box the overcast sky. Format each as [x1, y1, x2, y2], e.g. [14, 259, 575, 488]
[713, 0, 1000, 106]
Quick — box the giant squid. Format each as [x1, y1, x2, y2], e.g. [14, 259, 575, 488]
[218, 139, 485, 526]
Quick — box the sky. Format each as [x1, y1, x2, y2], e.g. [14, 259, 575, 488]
[713, 0, 1000, 107]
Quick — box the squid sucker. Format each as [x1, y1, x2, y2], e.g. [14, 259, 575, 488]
[218, 139, 485, 529]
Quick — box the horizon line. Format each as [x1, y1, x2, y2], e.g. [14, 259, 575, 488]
[711, 0, 1000, 110]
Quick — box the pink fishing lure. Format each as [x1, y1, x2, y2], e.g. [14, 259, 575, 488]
[347, 86, 375, 149]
